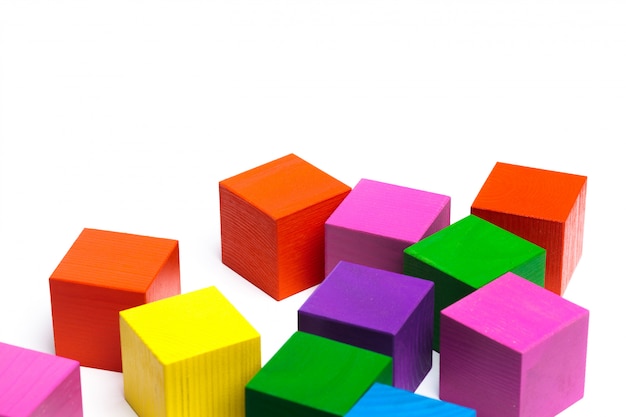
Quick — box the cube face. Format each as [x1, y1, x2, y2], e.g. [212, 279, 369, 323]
[0, 342, 83, 417]
[219, 153, 351, 300]
[49, 228, 181, 372]
[245, 331, 392, 417]
[439, 312, 523, 417]
[404, 215, 546, 351]
[298, 261, 434, 391]
[345, 383, 476, 417]
[325, 179, 450, 275]
[49, 281, 146, 372]
[440, 273, 589, 417]
[120, 286, 261, 417]
[471, 162, 587, 295]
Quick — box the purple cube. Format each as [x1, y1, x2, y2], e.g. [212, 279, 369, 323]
[298, 261, 435, 391]
[325, 178, 450, 276]
[0, 342, 83, 417]
[440, 272, 589, 417]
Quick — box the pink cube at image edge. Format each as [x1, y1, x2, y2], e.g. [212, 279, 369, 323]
[440, 272, 589, 417]
[0, 342, 83, 417]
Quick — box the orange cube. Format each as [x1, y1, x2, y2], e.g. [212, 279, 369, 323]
[219, 154, 351, 300]
[471, 162, 587, 295]
[49, 228, 181, 372]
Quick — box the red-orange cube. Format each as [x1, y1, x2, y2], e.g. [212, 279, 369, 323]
[471, 162, 587, 295]
[219, 154, 351, 300]
[49, 228, 181, 372]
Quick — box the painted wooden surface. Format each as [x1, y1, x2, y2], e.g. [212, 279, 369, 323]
[345, 382, 476, 417]
[471, 162, 587, 295]
[298, 261, 434, 391]
[119, 286, 261, 417]
[403, 214, 546, 351]
[48, 228, 180, 372]
[219, 153, 351, 300]
[325, 178, 450, 275]
[5, 158, 589, 415]
[0, 342, 83, 417]
[245, 331, 392, 417]
[440, 272, 589, 417]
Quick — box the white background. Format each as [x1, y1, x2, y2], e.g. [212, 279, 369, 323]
[0, 0, 624, 415]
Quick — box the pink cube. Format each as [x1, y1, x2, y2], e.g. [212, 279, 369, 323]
[0, 342, 83, 417]
[440, 272, 589, 417]
[325, 178, 451, 275]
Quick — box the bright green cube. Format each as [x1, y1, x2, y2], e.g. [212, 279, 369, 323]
[245, 331, 393, 417]
[404, 214, 546, 351]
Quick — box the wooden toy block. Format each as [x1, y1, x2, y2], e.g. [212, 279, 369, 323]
[325, 178, 450, 276]
[219, 153, 351, 300]
[245, 331, 392, 417]
[439, 272, 589, 417]
[471, 162, 587, 295]
[119, 286, 261, 417]
[403, 214, 545, 351]
[0, 342, 83, 417]
[48, 228, 181, 372]
[298, 261, 434, 391]
[345, 382, 476, 417]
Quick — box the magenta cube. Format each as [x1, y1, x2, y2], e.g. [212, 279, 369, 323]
[298, 261, 435, 391]
[325, 178, 451, 276]
[0, 342, 83, 417]
[440, 272, 589, 417]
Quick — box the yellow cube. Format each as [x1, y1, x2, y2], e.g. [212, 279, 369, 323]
[119, 286, 261, 417]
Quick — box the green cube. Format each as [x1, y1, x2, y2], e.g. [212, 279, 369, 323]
[404, 214, 546, 351]
[245, 331, 393, 417]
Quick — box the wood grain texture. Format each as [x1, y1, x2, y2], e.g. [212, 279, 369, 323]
[120, 286, 261, 417]
[298, 261, 434, 391]
[0, 342, 83, 417]
[48, 228, 180, 372]
[440, 272, 589, 417]
[325, 178, 450, 275]
[403, 214, 546, 351]
[471, 162, 587, 295]
[345, 383, 476, 416]
[219, 153, 351, 300]
[245, 331, 392, 417]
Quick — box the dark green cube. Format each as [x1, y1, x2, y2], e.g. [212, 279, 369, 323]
[245, 331, 393, 417]
[404, 214, 545, 351]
